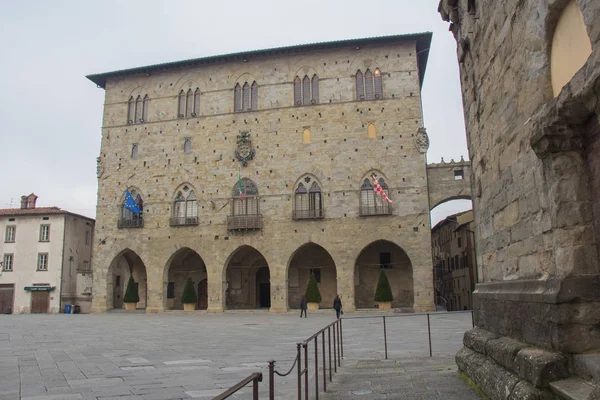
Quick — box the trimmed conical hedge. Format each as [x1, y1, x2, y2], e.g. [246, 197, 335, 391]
[123, 276, 140, 303]
[375, 269, 393, 302]
[181, 277, 198, 304]
[305, 272, 322, 303]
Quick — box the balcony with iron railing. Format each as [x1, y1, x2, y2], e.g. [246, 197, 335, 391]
[292, 208, 324, 220]
[117, 218, 144, 229]
[227, 214, 263, 231]
[169, 216, 199, 226]
[359, 204, 392, 216]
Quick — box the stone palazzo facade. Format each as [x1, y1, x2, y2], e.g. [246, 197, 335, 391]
[439, 0, 600, 398]
[87, 34, 468, 315]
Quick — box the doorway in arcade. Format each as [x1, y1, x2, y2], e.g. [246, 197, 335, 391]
[225, 246, 271, 309]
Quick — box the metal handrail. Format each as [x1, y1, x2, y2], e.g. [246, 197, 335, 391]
[342, 310, 474, 359]
[269, 318, 343, 400]
[213, 372, 262, 400]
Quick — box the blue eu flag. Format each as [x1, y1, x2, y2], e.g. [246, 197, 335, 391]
[124, 188, 141, 214]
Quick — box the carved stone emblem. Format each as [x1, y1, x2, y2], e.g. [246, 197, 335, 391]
[235, 132, 255, 167]
[96, 157, 104, 178]
[415, 127, 430, 153]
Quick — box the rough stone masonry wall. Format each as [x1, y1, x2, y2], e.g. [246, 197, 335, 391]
[91, 40, 437, 314]
[439, 0, 600, 398]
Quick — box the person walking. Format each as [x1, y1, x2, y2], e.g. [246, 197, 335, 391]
[333, 294, 343, 319]
[300, 295, 308, 318]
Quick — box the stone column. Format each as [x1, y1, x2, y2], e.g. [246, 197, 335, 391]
[269, 265, 288, 313]
[206, 270, 224, 313]
[145, 267, 164, 313]
[412, 260, 435, 312]
[337, 264, 356, 312]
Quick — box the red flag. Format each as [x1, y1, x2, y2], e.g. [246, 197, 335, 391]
[372, 174, 394, 204]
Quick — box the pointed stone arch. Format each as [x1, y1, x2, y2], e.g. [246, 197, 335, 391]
[223, 245, 271, 309]
[287, 243, 337, 309]
[163, 247, 208, 310]
[106, 248, 148, 310]
[354, 239, 414, 310]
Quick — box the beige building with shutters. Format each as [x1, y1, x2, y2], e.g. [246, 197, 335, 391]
[87, 34, 471, 314]
[0, 194, 95, 314]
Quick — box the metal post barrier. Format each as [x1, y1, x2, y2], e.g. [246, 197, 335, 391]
[333, 323, 337, 373]
[471, 310, 475, 328]
[253, 377, 259, 399]
[297, 343, 302, 400]
[322, 331, 326, 392]
[340, 318, 344, 358]
[314, 336, 319, 400]
[336, 320, 341, 367]
[268, 360, 275, 400]
[383, 316, 388, 360]
[427, 313, 432, 357]
[328, 327, 332, 381]
[304, 343, 308, 400]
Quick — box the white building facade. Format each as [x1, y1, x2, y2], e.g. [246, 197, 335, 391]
[0, 194, 95, 314]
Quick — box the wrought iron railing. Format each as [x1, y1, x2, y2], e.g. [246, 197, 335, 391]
[359, 204, 392, 216]
[213, 372, 262, 399]
[292, 209, 325, 220]
[227, 214, 263, 231]
[117, 218, 144, 229]
[169, 216, 199, 226]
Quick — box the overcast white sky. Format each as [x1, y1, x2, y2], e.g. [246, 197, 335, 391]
[0, 0, 471, 225]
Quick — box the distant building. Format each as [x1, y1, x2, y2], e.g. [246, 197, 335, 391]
[0, 194, 95, 314]
[431, 210, 476, 311]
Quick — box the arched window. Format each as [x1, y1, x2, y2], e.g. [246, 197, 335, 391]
[234, 83, 242, 112]
[368, 123, 376, 139]
[302, 128, 311, 144]
[232, 178, 259, 215]
[356, 70, 364, 99]
[135, 95, 143, 122]
[186, 89, 193, 117]
[229, 178, 261, 230]
[242, 82, 250, 111]
[178, 90, 186, 118]
[356, 69, 383, 100]
[142, 95, 149, 121]
[171, 188, 198, 226]
[364, 69, 374, 99]
[120, 190, 144, 228]
[183, 138, 191, 153]
[193, 88, 200, 116]
[127, 97, 135, 123]
[294, 180, 323, 219]
[131, 144, 138, 159]
[302, 75, 311, 106]
[374, 68, 383, 98]
[294, 76, 302, 105]
[250, 81, 258, 111]
[311, 74, 319, 103]
[360, 176, 391, 216]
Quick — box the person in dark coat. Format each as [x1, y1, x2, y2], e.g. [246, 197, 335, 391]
[300, 295, 308, 318]
[333, 295, 342, 319]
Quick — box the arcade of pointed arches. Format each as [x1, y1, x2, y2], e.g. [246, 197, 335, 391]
[105, 239, 414, 311]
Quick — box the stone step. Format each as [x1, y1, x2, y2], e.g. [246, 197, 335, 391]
[549, 377, 596, 400]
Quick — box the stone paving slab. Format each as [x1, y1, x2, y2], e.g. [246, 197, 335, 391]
[0, 311, 474, 399]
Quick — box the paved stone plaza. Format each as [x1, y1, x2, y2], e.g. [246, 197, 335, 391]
[0, 311, 476, 399]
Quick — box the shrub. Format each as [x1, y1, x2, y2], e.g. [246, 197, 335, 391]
[123, 276, 140, 303]
[375, 269, 393, 302]
[181, 277, 198, 304]
[304, 272, 322, 303]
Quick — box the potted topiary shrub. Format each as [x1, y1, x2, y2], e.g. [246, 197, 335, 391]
[181, 277, 198, 311]
[305, 272, 322, 311]
[123, 276, 139, 311]
[375, 269, 393, 310]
